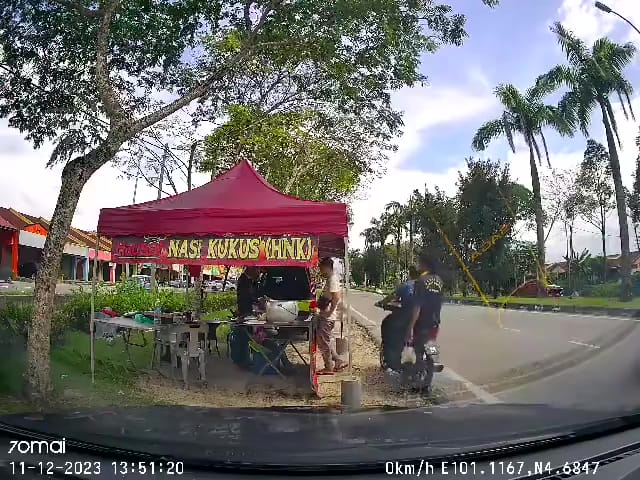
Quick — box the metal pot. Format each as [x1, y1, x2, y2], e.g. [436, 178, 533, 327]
[264, 299, 299, 323]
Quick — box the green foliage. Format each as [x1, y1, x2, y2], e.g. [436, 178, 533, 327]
[202, 106, 373, 201]
[577, 140, 615, 229]
[583, 282, 621, 298]
[456, 158, 520, 295]
[541, 23, 637, 300]
[0, 0, 498, 166]
[48, 283, 237, 335]
[0, 302, 31, 346]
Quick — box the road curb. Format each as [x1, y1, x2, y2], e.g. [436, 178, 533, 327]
[350, 308, 382, 347]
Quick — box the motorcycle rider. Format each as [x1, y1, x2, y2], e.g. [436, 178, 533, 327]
[379, 266, 419, 373]
[406, 252, 443, 367]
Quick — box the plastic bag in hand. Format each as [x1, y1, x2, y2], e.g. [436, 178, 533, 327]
[401, 345, 417, 364]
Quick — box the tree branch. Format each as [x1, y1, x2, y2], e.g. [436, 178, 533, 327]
[133, 0, 283, 136]
[134, 51, 251, 133]
[252, 0, 280, 35]
[122, 165, 173, 198]
[165, 170, 179, 195]
[244, 0, 253, 32]
[95, 0, 127, 122]
[53, 0, 99, 18]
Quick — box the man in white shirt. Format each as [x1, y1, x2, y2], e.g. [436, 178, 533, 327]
[317, 257, 348, 374]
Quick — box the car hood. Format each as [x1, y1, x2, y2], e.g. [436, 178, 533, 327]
[0, 403, 636, 467]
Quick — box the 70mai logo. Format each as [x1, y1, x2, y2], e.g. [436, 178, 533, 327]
[8, 438, 66, 454]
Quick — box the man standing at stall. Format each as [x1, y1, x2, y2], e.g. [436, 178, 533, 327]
[236, 266, 260, 318]
[317, 257, 348, 374]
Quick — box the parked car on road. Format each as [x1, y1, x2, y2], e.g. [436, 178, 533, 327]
[131, 274, 152, 291]
[512, 280, 563, 297]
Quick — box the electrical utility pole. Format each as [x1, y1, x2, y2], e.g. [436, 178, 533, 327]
[126, 158, 142, 278]
[150, 145, 167, 291]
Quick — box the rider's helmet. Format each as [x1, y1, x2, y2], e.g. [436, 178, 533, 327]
[417, 251, 440, 275]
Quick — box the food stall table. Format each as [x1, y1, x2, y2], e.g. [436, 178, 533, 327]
[93, 316, 163, 369]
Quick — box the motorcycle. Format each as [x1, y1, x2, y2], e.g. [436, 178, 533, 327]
[375, 299, 444, 392]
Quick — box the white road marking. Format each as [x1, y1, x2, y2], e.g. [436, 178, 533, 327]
[442, 367, 502, 404]
[349, 306, 502, 404]
[349, 306, 377, 326]
[568, 340, 600, 349]
[501, 327, 521, 333]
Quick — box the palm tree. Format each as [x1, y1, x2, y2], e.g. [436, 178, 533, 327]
[541, 23, 636, 300]
[385, 201, 405, 281]
[472, 83, 573, 295]
[405, 190, 421, 269]
[368, 216, 391, 286]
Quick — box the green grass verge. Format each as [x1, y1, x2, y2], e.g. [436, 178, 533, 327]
[448, 294, 640, 309]
[0, 331, 159, 414]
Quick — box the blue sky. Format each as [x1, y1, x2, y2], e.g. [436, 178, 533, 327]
[404, 0, 640, 174]
[349, 0, 640, 261]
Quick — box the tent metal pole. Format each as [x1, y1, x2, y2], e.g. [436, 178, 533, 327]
[90, 233, 99, 385]
[343, 237, 352, 375]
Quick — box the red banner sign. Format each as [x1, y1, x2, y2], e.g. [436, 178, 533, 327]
[111, 235, 319, 267]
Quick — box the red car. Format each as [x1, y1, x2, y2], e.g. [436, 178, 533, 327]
[512, 280, 563, 297]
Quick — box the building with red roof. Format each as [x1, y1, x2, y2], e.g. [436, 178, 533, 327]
[0, 207, 115, 281]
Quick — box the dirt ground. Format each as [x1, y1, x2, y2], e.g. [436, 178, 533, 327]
[137, 323, 442, 409]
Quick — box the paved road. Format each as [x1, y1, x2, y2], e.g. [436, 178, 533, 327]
[349, 290, 640, 409]
[0, 281, 84, 295]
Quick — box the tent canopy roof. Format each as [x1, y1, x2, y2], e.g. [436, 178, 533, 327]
[97, 160, 348, 256]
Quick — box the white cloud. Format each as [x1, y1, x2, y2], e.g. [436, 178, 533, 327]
[456, 95, 640, 263]
[349, 83, 498, 249]
[0, 121, 211, 231]
[557, 0, 640, 44]
[2, 76, 638, 269]
[350, 81, 640, 267]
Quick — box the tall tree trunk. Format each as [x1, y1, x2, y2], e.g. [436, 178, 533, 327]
[601, 228, 607, 283]
[528, 144, 546, 296]
[564, 222, 571, 292]
[187, 141, 197, 191]
[569, 223, 574, 259]
[395, 228, 400, 281]
[379, 240, 386, 286]
[408, 217, 414, 267]
[26, 154, 104, 402]
[634, 223, 640, 252]
[601, 204, 607, 283]
[600, 101, 632, 300]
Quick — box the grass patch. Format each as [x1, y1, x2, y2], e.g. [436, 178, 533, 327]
[201, 309, 233, 321]
[449, 294, 640, 309]
[0, 331, 158, 414]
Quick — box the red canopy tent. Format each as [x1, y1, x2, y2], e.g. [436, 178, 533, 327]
[97, 160, 348, 259]
[91, 160, 352, 389]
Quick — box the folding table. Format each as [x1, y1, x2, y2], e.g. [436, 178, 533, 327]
[93, 316, 163, 369]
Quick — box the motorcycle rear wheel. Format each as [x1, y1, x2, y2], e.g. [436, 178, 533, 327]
[402, 354, 434, 392]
